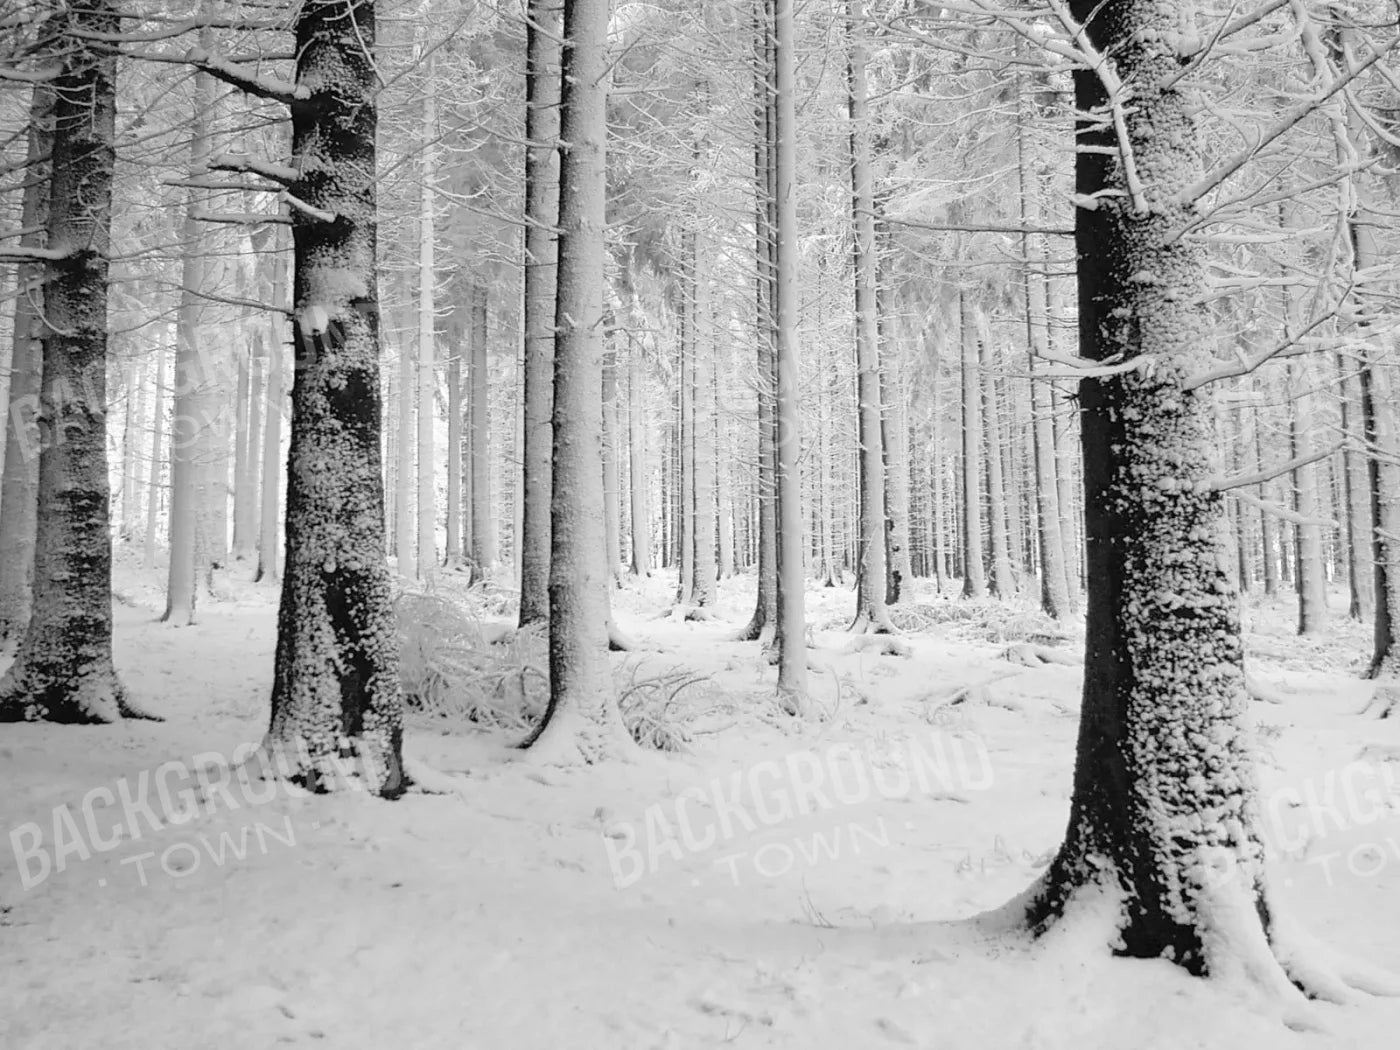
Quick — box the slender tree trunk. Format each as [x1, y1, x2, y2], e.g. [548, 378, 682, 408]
[603, 342, 622, 587]
[165, 51, 216, 623]
[773, 0, 806, 705]
[878, 261, 913, 605]
[469, 284, 494, 575]
[518, 0, 560, 625]
[1338, 353, 1372, 620]
[981, 328, 1015, 597]
[739, 0, 778, 644]
[232, 338, 253, 558]
[689, 231, 717, 609]
[0, 2, 147, 722]
[848, 4, 891, 632]
[417, 61, 438, 573]
[625, 277, 650, 576]
[524, 0, 632, 761]
[145, 337, 167, 569]
[256, 300, 285, 584]
[1287, 357, 1327, 635]
[395, 331, 415, 578]
[0, 84, 51, 646]
[241, 328, 264, 561]
[446, 327, 463, 564]
[960, 291, 986, 597]
[264, 0, 405, 794]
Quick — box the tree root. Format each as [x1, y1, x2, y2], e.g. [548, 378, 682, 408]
[1244, 674, 1287, 705]
[841, 634, 912, 658]
[1002, 643, 1082, 668]
[661, 604, 714, 623]
[519, 710, 640, 766]
[1358, 681, 1400, 719]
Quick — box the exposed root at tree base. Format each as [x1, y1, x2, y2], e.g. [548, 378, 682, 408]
[518, 711, 640, 766]
[1358, 680, 1400, 718]
[1011, 867, 1400, 1034]
[841, 634, 912, 658]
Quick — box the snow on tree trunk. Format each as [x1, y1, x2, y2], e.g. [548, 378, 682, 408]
[165, 54, 216, 624]
[0, 1, 146, 723]
[689, 230, 717, 609]
[256, 242, 289, 585]
[417, 59, 438, 573]
[0, 83, 50, 646]
[518, 0, 560, 623]
[394, 323, 415, 578]
[240, 327, 264, 562]
[263, 0, 404, 794]
[144, 339, 167, 569]
[848, 4, 891, 633]
[603, 342, 623, 588]
[524, 0, 634, 763]
[980, 322, 1015, 598]
[1021, 0, 1387, 1005]
[1287, 358, 1327, 636]
[627, 314, 650, 576]
[773, 0, 807, 706]
[469, 283, 494, 576]
[877, 235, 913, 605]
[740, 0, 778, 644]
[959, 290, 986, 598]
[446, 323, 463, 565]
[1337, 354, 1372, 621]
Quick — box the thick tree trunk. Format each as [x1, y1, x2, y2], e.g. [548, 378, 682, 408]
[517, 69, 560, 595]
[0, 2, 146, 722]
[0, 84, 51, 646]
[1020, 1, 1368, 1006]
[263, 0, 404, 794]
[524, 0, 633, 762]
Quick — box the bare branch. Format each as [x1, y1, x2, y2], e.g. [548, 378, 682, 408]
[192, 210, 290, 226]
[281, 191, 336, 224]
[1182, 305, 1341, 390]
[0, 246, 70, 262]
[209, 152, 298, 185]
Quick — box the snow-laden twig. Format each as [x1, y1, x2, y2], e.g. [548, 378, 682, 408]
[192, 210, 291, 226]
[209, 152, 299, 185]
[1043, 0, 1150, 215]
[1208, 439, 1342, 493]
[281, 191, 336, 224]
[0, 245, 70, 262]
[186, 46, 307, 105]
[1180, 32, 1400, 205]
[1229, 489, 1340, 530]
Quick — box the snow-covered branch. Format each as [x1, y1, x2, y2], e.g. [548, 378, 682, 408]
[1033, 348, 1154, 380]
[209, 152, 299, 186]
[186, 47, 307, 105]
[1182, 307, 1338, 390]
[1207, 439, 1343, 493]
[1230, 489, 1339, 529]
[0, 245, 70, 262]
[192, 210, 291, 226]
[1180, 33, 1400, 205]
[281, 191, 336, 224]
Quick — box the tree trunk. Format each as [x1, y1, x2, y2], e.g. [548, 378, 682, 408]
[1022, 0, 1353, 1004]
[469, 283, 494, 575]
[417, 61, 438, 573]
[981, 325, 1015, 597]
[518, 0, 561, 621]
[848, 5, 891, 632]
[1338, 354, 1372, 621]
[0, 2, 145, 722]
[1288, 357, 1328, 635]
[240, 327, 264, 562]
[524, 0, 633, 762]
[960, 290, 986, 598]
[773, 0, 807, 706]
[145, 337, 167, 570]
[165, 51, 216, 623]
[739, 0, 778, 644]
[624, 271, 650, 576]
[0, 83, 51, 646]
[878, 242, 913, 605]
[603, 341, 622, 587]
[256, 297, 285, 584]
[689, 230, 717, 609]
[395, 330, 415, 578]
[446, 326, 463, 564]
[264, 0, 405, 794]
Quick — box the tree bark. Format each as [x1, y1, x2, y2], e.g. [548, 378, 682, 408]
[0, 83, 51, 646]
[0, 1, 145, 722]
[1021, 0, 1346, 1001]
[524, 0, 633, 762]
[264, 0, 405, 794]
[959, 290, 986, 598]
[417, 59, 438, 573]
[469, 283, 494, 575]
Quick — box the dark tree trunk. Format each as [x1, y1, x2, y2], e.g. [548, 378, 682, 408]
[264, 0, 404, 794]
[1019, 0, 1377, 1009]
[0, 2, 147, 723]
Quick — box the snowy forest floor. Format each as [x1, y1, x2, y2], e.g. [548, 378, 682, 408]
[3, 551, 1400, 1049]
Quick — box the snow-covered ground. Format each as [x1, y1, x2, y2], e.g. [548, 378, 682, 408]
[2, 553, 1399, 1049]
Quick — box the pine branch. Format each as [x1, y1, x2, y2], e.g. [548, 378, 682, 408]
[1182, 307, 1339, 390]
[209, 152, 298, 185]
